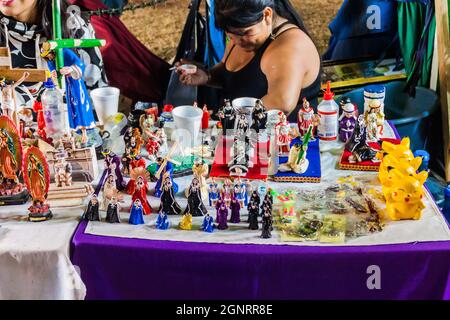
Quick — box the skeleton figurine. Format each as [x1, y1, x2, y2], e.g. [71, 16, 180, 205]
[53, 147, 72, 187]
[218, 99, 236, 136]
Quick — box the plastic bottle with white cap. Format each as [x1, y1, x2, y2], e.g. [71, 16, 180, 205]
[317, 81, 339, 141]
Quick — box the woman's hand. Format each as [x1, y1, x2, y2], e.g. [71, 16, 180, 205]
[175, 59, 209, 86]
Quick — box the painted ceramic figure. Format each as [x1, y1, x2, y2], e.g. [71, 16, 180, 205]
[236, 113, 249, 136]
[260, 210, 273, 239]
[41, 45, 95, 144]
[218, 99, 236, 135]
[82, 194, 100, 221]
[185, 177, 208, 217]
[346, 115, 379, 163]
[95, 149, 126, 195]
[250, 99, 267, 134]
[221, 178, 233, 207]
[101, 174, 123, 210]
[207, 178, 220, 206]
[338, 101, 357, 143]
[189, 158, 209, 201]
[365, 99, 385, 141]
[179, 212, 193, 230]
[159, 172, 183, 215]
[23, 147, 52, 221]
[121, 147, 133, 176]
[216, 200, 229, 230]
[154, 156, 178, 198]
[202, 105, 210, 130]
[248, 200, 259, 230]
[0, 128, 19, 183]
[127, 168, 152, 215]
[201, 213, 215, 233]
[0, 72, 29, 124]
[145, 131, 161, 161]
[105, 197, 121, 223]
[129, 199, 145, 225]
[156, 211, 170, 230]
[229, 195, 241, 223]
[275, 112, 293, 155]
[130, 153, 146, 170]
[297, 98, 318, 137]
[233, 177, 248, 207]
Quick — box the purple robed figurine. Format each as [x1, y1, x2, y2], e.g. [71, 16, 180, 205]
[216, 199, 228, 230]
[95, 149, 126, 195]
[229, 196, 241, 223]
[338, 101, 357, 143]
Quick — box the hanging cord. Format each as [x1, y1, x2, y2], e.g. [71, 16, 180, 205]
[84, 0, 168, 17]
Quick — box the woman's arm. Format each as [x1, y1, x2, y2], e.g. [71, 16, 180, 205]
[260, 30, 319, 116]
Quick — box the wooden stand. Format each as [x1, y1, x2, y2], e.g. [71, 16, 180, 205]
[47, 182, 93, 207]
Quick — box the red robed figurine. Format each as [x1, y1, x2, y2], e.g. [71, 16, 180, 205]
[202, 104, 209, 130]
[127, 167, 152, 215]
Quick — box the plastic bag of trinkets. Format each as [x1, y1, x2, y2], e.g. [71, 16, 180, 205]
[279, 213, 324, 242]
[319, 214, 347, 243]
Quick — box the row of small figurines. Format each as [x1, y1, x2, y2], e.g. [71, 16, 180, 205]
[82, 174, 274, 239]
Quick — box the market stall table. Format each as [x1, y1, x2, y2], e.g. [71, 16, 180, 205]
[71, 122, 450, 299]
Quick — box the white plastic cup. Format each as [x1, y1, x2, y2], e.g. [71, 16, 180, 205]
[180, 64, 197, 74]
[90, 87, 120, 125]
[172, 105, 203, 148]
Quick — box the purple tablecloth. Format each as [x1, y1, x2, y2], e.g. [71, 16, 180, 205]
[71, 220, 450, 300]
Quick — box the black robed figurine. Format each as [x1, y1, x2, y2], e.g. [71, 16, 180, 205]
[105, 197, 121, 223]
[82, 194, 100, 221]
[261, 209, 273, 239]
[218, 99, 236, 135]
[159, 173, 183, 215]
[185, 177, 208, 217]
[248, 200, 259, 230]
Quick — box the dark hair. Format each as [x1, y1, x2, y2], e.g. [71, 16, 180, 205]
[215, 0, 311, 37]
[36, 0, 69, 39]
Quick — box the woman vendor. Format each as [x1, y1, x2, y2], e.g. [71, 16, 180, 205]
[0, 0, 107, 108]
[177, 0, 322, 121]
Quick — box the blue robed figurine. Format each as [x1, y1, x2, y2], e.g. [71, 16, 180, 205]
[201, 213, 215, 233]
[129, 199, 145, 225]
[41, 44, 96, 144]
[156, 211, 170, 230]
[154, 156, 178, 198]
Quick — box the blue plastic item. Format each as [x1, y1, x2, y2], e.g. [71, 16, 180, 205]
[443, 185, 450, 223]
[414, 150, 430, 171]
[340, 81, 439, 151]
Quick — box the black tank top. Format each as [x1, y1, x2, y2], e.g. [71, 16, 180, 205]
[221, 22, 322, 122]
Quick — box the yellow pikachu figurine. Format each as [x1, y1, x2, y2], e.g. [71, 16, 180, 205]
[385, 170, 428, 220]
[378, 137, 414, 162]
[379, 155, 422, 187]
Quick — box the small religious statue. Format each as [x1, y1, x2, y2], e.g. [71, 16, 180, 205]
[229, 195, 241, 223]
[145, 130, 161, 162]
[248, 200, 260, 230]
[201, 104, 210, 130]
[346, 115, 380, 163]
[297, 98, 319, 138]
[121, 147, 133, 176]
[235, 113, 249, 136]
[179, 212, 193, 230]
[41, 43, 96, 145]
[184, 177, 208, 217]
[127, 167, 152, 215]
[159, 172, 183, 215]
[127, 128, 144, 155]
[218, 99, 236, 135]
[338, 100, 357, 143]
[82, 193, 100, 221]
[365, 100, 385, 142]
[260, 209, 273, 239]
[105, 196, 121, 223]
[129, 152, 146, 170]
[123, 127, 134, 148]
[279, 125, 312, 174]
[207, 177, 220, 207]
[0, 72, 30, 124]
[250, 99, 268, 135]
[0, 116, 28, 204]
[248, 190, 261, 209]
[53, 147, 72, 187]
[153, 145, 180, 197]
[23, 147, 52, 222]
[101, 174, 123, 210]
[129, 199, 145, 225]
[187, 158, 209, 201]
[233, 177, 248, 207]
[140, 112, 156, 141]
[275, 112, 295, 155]
[201, 213, 215, 233]
[221, 178, 233, 207]
[95, 149, 126, 195]
[155, 210, 170, 230]
[228, 136, 254, 176]
[216, 199, 229, 230]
